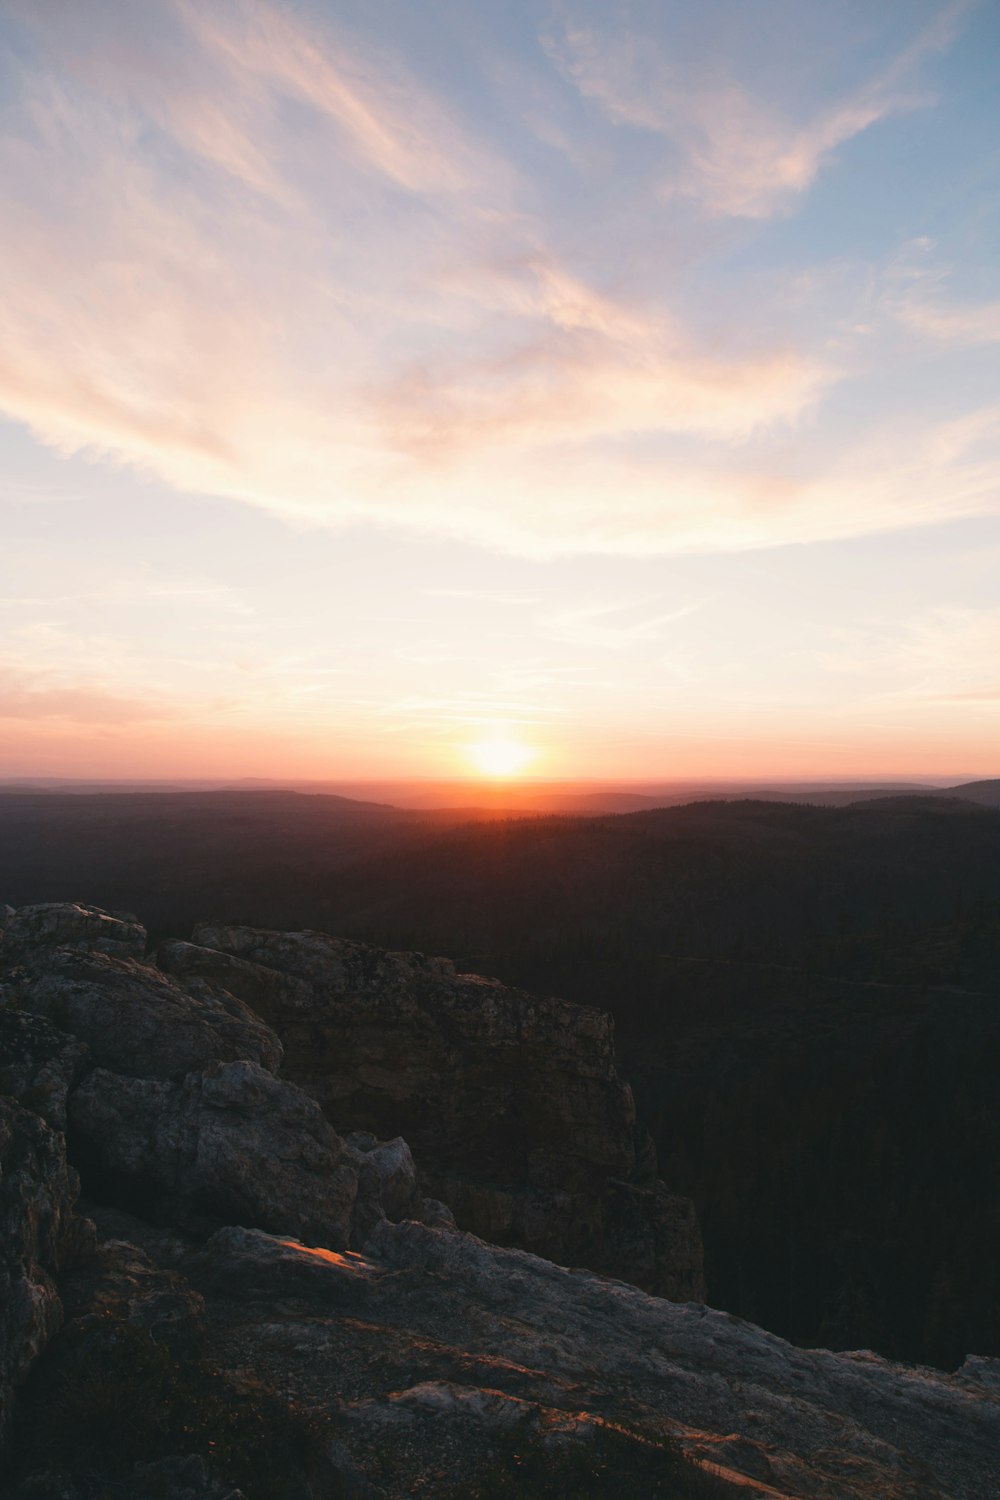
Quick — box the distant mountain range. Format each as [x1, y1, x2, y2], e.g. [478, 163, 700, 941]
[1, 773, 997, 815]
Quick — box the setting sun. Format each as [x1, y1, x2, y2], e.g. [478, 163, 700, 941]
[465, 736, 537, 779]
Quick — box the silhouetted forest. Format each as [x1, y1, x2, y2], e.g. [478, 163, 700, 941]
[3, 787, 999, 1368]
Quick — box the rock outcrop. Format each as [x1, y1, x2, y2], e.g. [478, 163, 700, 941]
[0, 906, 454, 1449]
[162, 924, 705, 1298]
[0, 901, 147, 962]
[6, 900, 997, 1498]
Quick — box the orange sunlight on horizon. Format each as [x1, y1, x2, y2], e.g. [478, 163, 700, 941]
[464, 734, 539, 779]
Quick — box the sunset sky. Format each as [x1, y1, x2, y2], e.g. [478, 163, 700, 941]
[2, 0, 999, 782]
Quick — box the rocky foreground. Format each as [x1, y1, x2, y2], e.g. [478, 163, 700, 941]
[1, 903, 998, 1499]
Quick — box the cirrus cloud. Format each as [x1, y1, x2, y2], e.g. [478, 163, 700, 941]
[542, 0, 970, 219]
[0, 0, 991, 558]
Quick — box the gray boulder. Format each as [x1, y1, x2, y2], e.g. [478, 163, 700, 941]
[8, 949, 282, 1080]
[70, 1060, 360, 1247]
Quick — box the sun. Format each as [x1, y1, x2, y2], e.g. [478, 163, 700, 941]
[465, 735, 537, 779]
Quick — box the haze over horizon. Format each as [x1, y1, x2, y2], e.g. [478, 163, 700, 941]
[2, 0, 999, 782]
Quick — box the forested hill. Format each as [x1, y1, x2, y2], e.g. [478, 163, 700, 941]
[320, 795, 1000, 1002]
[5, 790, 999, 990]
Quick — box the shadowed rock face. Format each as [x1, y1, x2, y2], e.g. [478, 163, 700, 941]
[0, 1098, 77, 1449]
[0, 1011, 90, 1133]
[164, 924, 705, 1299]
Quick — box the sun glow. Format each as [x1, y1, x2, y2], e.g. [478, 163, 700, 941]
[465, 735, 538, 778]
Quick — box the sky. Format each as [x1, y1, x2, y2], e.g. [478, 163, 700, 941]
[1, 0, 999, 783]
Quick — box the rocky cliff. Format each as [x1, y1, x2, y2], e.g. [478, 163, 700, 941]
[1, 902, 998, 1500]
[158, 920, 703, 1296]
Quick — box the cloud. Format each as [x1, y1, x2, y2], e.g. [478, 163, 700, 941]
[372, 338, 829, 466]
[541, 599, 703, 650]
[934, 688, 1000, 702]
[8, 0, 492, 201]
[0, 666, 176, 724]
[887, 242, 1000, 345]
[373, 691, 562, 731]
[897, 296, 1000, 345]
[173, 0, 494, 196]
[545, 2, 968, 218]
[424, 589, 540, 605]
[896, 608, 1000, 700]
[0, 0, 993, 559]
[668, 87, 904, 220]
[818, 604, 1000, 707]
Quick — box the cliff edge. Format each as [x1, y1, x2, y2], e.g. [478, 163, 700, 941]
[1, 902, 998, 1500]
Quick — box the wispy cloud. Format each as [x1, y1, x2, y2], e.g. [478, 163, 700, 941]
[371, 298, 830, 459]
[0, 0, 991, 563]
[818, 605, 1000, 707]
[0, 0, 838, 554]
[887, 241, 1000, 346]
[545, 1, 968, 219]
[424, 589, 541, 606]
[897, 295, 1000, 345]
[934, 687, 1000, 702]
[541, 598, 703, 650]
[0, 664, 177, 724]
[0, 579, 253, 614]
[174, 0, 495, 196]
[374, 692, 562, 730]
